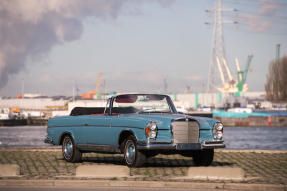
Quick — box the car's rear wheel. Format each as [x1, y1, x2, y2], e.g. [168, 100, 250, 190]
[62, 135, 82, 163]
[123, 135, 146, 167]
[192, 149, 214, 166]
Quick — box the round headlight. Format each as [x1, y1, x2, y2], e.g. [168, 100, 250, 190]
[145, 122, 157, 139]
[214, 131, 223, 139]
[213, 122, 223, 140]
[215, 123, 223, 131]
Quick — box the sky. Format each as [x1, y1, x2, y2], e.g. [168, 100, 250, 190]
[0, 0, 287, 96]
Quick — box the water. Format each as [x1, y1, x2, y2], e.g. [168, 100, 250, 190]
[0, 126, 287, 150]
[0, 126, 53, 148]
[224, 126, 287, 150]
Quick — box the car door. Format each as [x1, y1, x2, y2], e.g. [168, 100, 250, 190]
[107, 114, 123, 146]
[75, 115, 111, 145]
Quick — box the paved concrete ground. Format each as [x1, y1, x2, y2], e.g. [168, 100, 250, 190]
[0, 186, 230, 191]
[76, 165, 130, 178]
[0, 149, 286, 186]
[0, 164, 19, 176]
[0, 186, 240, 191]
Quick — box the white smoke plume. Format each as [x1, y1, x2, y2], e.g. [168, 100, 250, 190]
[0, 0, 174, 89]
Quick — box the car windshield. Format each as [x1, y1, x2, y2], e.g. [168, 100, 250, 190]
[112, 94, 175, 114]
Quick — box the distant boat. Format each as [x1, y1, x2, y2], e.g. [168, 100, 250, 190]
[0, 113, 9, 120]
[0, 119, 27, 126]
[0, 108, 27, 126]
[227, 108, 253, 113]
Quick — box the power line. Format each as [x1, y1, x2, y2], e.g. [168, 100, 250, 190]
[206, 0, 237, 93]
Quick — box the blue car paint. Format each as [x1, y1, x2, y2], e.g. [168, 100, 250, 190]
[47, 112, 219, 147]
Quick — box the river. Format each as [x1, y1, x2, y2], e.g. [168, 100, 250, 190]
[0, 126, 286, 150]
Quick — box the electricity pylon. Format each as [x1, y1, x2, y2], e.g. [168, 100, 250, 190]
[206, 0, 237, 93]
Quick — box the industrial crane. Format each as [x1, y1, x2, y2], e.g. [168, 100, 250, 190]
[216, 55, 253, 93]
[236, 55, 253, 92]
[80, 72, 103, 99]
[216, 56, 238, 93]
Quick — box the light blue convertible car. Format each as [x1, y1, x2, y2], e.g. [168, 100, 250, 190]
[45, 94, 225, 167]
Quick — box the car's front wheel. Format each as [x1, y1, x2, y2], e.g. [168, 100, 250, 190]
[192, 149, 214, 166]
[123, 135, 146, 167]
[62, 135, 82, 163]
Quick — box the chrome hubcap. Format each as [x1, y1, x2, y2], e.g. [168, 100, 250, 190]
[125, 140, 135, 164]
[63, 138, 73, 159]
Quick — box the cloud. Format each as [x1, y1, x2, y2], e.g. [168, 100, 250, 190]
[259, 0, 281, 15]
[237, 14, 272, 32]
[236, 0, 282, 32]
[0, 0, 175, 91]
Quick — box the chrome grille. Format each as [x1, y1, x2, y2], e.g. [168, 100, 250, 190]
[172, 121, 199, 143]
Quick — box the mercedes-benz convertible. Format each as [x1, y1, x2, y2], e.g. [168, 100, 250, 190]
[45, 94, 225, 167]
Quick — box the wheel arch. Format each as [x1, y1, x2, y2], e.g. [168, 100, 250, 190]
[58, 131, 75, 145]
[118, 130, 137, 152]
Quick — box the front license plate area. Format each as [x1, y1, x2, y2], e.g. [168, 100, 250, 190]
[176, 143, 201, 150]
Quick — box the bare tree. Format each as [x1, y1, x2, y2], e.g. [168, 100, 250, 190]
[265, 56, 287, 101]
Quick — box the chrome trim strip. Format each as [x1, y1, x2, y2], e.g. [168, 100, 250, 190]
[49, 124, 143, 130]
[76, 144, 121, 153]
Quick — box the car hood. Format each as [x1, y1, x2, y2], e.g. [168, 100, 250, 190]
[122, 113, 218, 130]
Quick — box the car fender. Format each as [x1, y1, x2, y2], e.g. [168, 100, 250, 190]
[58, 131, 75, 145]
[117, 129, 138, 147]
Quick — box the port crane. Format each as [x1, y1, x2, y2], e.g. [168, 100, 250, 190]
[216, 56, 237, 93]
[80, 72, 103, 99]
[236, 55, 253, 92]
[216, 55, 253, 93]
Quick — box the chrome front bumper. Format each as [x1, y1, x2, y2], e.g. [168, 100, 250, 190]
[137, 140, 225, 150]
